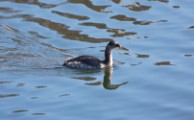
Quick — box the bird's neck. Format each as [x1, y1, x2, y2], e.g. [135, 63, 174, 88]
[103, 47, 113, 66]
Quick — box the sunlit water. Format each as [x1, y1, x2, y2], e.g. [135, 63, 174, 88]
[0, 0, 194, 120]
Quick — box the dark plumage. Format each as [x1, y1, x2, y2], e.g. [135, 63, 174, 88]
[63, 40, 123, 69]
[63, 55, 102, 69]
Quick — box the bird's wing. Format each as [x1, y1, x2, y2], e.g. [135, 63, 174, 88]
[74, 55, 102, 66]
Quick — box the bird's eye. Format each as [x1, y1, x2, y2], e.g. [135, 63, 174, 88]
[108, 43, 113, 46]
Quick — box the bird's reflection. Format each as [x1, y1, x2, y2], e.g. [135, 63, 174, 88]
[86, 67, 128, 90]
[103, 67, 128, 90]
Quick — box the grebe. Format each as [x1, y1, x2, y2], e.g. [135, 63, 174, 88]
[63, 40, 126, 69]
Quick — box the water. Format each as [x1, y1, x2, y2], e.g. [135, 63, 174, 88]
[0, 0, 194, 120]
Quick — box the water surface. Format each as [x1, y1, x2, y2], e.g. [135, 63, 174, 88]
[0, 0, 194, 120]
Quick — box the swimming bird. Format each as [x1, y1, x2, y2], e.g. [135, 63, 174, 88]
[63, 40, 127, 69]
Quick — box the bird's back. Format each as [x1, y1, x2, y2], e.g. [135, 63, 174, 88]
[63, 55, 103, 69]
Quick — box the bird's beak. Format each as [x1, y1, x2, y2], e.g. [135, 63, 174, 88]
[119, 46, 129, 51]
[115, 44, 121, 49]
[115, 43, 129, 51]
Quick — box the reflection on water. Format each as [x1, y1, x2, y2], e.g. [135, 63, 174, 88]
[102, 67, 128, 90]
[80, 21, 136, 37]
[1, 0, 194, 120]
[0, 80, 12, 84]
[67, 0, 110, 12]
[31, 112, 45, 116]
[136, 54, 150, 58]
[184, 54, 192, 57]
[52, 10, 89, 20]
[123, 2, 151, 11]
[85, 67, 128, 90]
[188, 26, 194, 29]
[25, 16, 112, 42]
[72, 76, 96, 81]
[16, 82, 25, 87]
[148, 0, 169, 3]
[154, 61, 174, 66]
[34, 85, 47, 89]
[1, 0, 63, 9]
[0, 93, 20, 98]
[111, 14, 167, 25]
[12, 109, 28, 113]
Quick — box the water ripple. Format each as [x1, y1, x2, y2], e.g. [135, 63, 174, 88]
[123, 2, 151, 11]
[0, 0, 194, 120]
[0, 93, 20, 98]
[67, 0, 110, 12]
[1, 0, 62, 9]
[24, 16, 111, 42]
[0, 7, 20, 13]
[12, 109, 28, 113]
[52, 10, 90, 20]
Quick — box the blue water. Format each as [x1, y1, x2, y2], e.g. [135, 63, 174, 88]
[0, 0, 194, 120]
